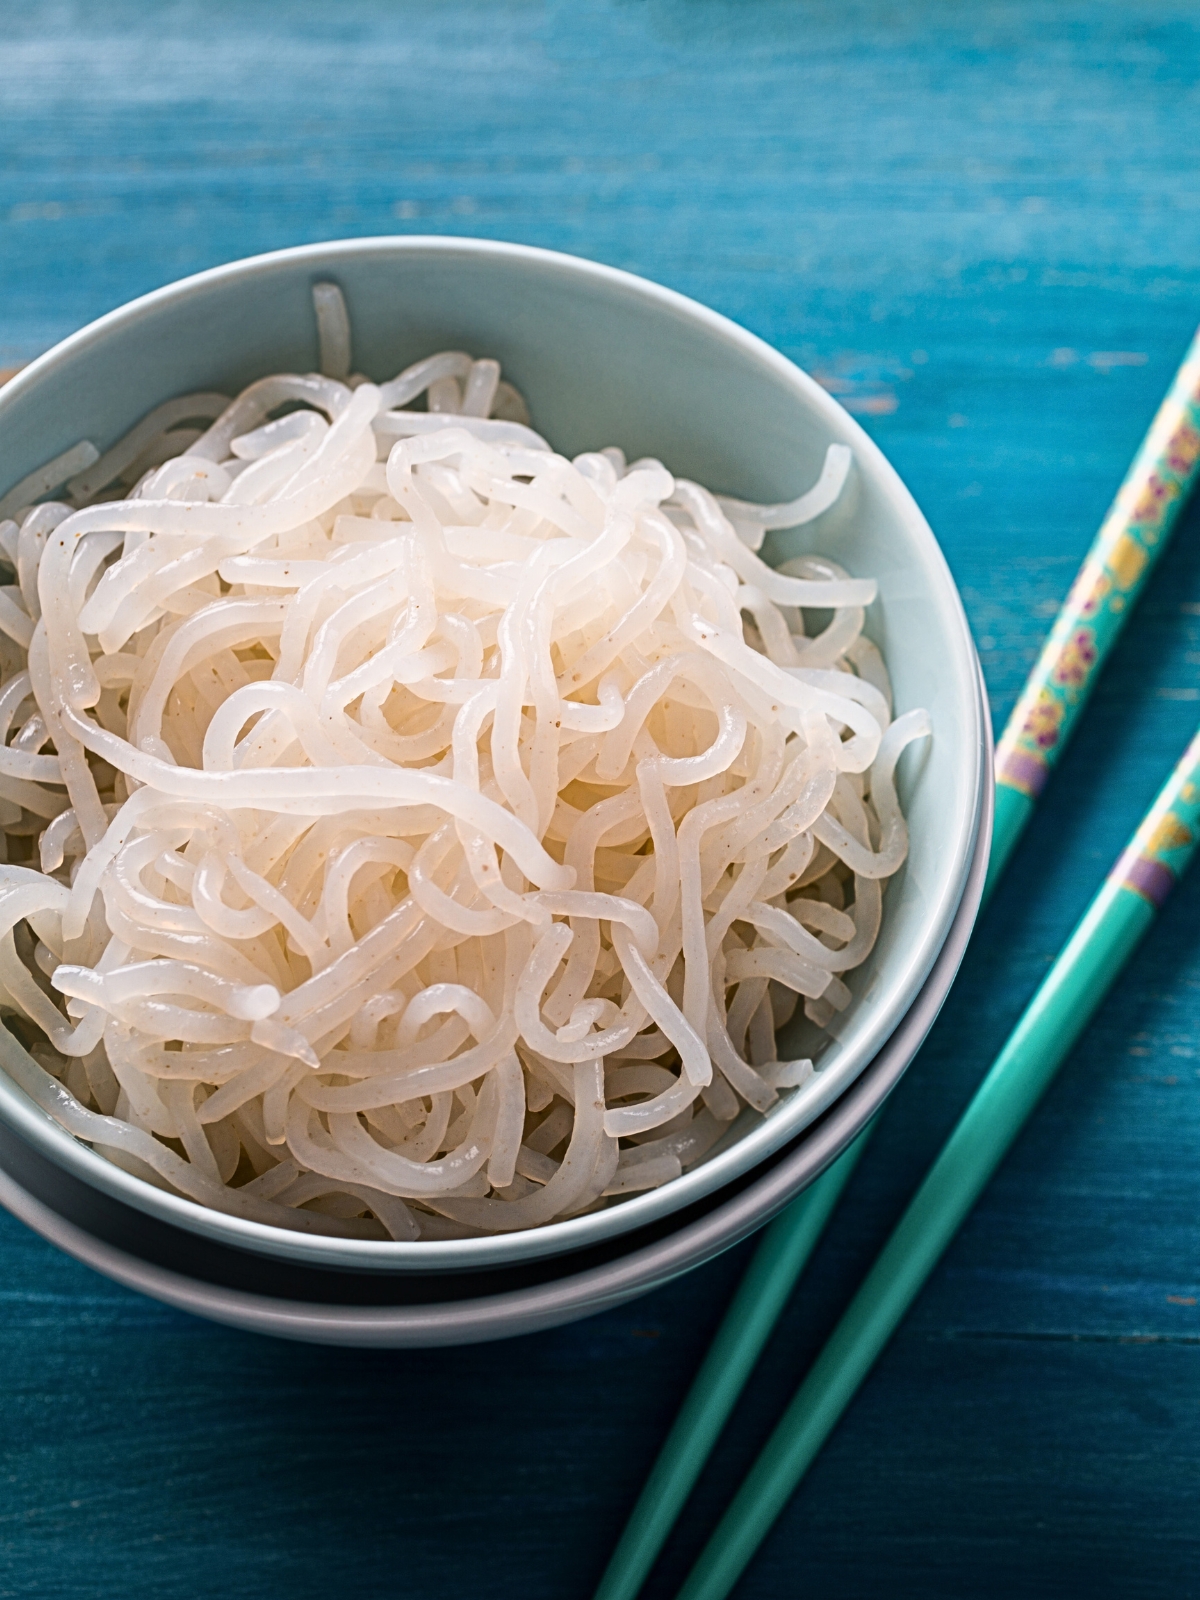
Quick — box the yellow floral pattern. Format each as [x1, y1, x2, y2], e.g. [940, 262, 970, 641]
[1107, 533, 1148, 591]
[1117, 732, 1200, 909]
[1050, 627, 1097, 690]
[1146, 812, 1193, 857]
[1020, 688, 1064, 752]
[996, 357, 1200, 799]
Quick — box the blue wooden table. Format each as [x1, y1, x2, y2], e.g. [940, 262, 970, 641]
[2, 3, 1199, 1595]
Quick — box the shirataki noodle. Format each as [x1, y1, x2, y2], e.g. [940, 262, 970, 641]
[0, 285, 928, 1241]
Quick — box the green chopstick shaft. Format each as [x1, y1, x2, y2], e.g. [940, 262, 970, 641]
[593, 331, 1200, 1600]
[592, 1126, 873, 1600]
[675, 726, 1200, 1600]
[986, 322, 1200, 902]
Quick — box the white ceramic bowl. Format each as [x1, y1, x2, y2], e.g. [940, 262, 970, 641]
[0, 238, 983, 1274]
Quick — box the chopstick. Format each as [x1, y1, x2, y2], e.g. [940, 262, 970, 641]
[592, 323, 1200, 1600]
[987, 323, 1200, 898]
[592, 1130, 874, 1600]
[674, 718, 1200, 1600]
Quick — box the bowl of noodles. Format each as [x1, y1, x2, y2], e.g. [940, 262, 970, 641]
[0, 238, 985, 1290]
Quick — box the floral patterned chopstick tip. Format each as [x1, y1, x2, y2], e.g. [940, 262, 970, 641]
[1114, 730, 1200, 909]
[996, 328, 1200, 800]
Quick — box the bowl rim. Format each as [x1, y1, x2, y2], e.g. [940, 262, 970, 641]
[0, 234, 984, 1272]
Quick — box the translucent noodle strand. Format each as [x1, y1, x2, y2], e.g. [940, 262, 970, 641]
[0, 285, 928, 1239]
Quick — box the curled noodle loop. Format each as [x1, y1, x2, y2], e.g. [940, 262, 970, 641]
[0, 282, 927, 1240]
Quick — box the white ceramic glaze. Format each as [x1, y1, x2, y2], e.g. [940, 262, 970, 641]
[0, 237, 983, 1273]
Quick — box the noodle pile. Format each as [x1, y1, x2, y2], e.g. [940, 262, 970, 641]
[0, 285, 928, 1241]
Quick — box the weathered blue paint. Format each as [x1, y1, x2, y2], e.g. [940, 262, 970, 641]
[1, 3, 1200, 1597]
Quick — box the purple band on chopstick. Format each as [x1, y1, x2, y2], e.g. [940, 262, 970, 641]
[1116, 851, 1176, 909]
[1113, 732, 1200, 907]
[994, 746, 1050, 799]
[995, 328, 1200, 799]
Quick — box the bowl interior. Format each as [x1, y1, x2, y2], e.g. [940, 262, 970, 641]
[0, 237, 983, 1273]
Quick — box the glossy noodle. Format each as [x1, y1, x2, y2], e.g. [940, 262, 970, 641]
[0, 285, 928, 1240]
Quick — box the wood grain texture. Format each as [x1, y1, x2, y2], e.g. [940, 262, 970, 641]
[2, 2, 1200, 1595]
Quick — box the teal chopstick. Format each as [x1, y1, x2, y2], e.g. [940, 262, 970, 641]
[988, 322, 1200, 900]
[592, 1127, 873, 1600]
[673, 725, 1200, 1600]
[593, 337, 1200, 1600]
